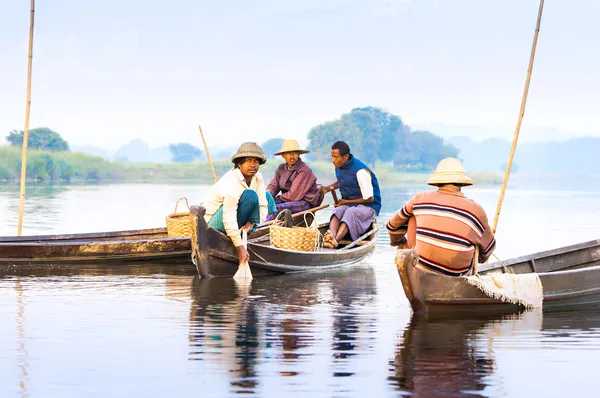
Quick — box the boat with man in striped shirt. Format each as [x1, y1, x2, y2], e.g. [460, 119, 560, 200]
[388, 158, 600, 314]
[386, 158, 496, 277]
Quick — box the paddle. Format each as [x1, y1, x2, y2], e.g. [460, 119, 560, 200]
[198, 125, 217, 183]
[233, 230, 253, 280]
[256, 204, 329, 229]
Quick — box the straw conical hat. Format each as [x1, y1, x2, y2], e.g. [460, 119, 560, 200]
[273, 139, 310, 156]
[427, 158, 473, 186]
[231, 142, 267, 164]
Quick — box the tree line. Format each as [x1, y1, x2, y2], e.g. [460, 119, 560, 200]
[4, 107, 459, 179]
[304, 107, 459, 170]
[5, 128, 203, 163]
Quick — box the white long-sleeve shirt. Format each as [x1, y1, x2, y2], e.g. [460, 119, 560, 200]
[203, 168, 268, 247]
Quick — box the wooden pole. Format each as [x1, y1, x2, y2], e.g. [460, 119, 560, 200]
[198, 125, 217, 183]
[17, 0, 36, 236]
[492, 0, 545, 233]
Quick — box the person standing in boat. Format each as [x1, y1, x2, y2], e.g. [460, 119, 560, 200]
[265, 139, 321, 222]
[203, 142, 277, 265]
[321, 141, 382, 248]
[386, 158, 496, 276]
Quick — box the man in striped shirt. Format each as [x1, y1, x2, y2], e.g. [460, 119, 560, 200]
[386, 158, 496, 276]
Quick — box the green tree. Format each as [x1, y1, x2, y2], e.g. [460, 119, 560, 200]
[393, 127, 420, 171]
[261, 138, 285, 158]
[168, 143, 203, 163]
[345, 107, 406, 165]
[6, 127, 69, 151]
[307, 119, 362, 161]
[307, 107, 408, 166]
[306, 106, 459, 170]
[0, 164, 11, 180]
[411, 130, 460, 171]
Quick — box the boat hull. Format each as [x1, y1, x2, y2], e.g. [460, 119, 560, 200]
[0, 228, 192, 267]
[0, 206, 325, 269]
[395, 239, 600, 314]
[192, 206, 378, 278]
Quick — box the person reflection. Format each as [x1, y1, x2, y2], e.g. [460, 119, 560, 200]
[277, 284, 318, 377]
[388, 313, 501, 396]
[188, 277, 260, 394]
[230, 293, 260, 392]
[329, 267, 377, 377]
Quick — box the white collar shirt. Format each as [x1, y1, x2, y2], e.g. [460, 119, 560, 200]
[203, 168, 268, 247]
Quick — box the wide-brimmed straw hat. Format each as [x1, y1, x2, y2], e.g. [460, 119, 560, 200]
[427, 158, 473, 186]
[231, 142, 267, 165]
[274, 139, 310, 156]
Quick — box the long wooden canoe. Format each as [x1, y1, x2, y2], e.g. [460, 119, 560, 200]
[0, 228, 191, 266]
[395, 239, 600, 314]
[191, 205, 379, 277]
[0, 204, 328, 268]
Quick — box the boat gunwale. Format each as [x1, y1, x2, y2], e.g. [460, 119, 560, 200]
[0, 227, 172, 243]
[248, 227, 379, 255]
[481, 238, 600, 272]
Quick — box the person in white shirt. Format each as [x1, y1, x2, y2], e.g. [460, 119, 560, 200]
[203, 142, 276, 264]
[321, 141, 382, 248]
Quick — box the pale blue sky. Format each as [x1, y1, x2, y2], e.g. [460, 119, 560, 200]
[0, 0, 598, 148]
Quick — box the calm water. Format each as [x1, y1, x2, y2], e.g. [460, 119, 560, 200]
[1, 183, 600, 397]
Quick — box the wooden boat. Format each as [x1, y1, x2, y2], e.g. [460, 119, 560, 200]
[0, 205, 328, 268]
[395, 239, 600, 314]
[190, 205, 379, 277]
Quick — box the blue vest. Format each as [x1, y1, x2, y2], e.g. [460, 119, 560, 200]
[335, 155, 382, 215]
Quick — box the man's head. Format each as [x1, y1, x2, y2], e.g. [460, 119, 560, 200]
[234, 157, 261, 178]
[427, 158, 473, 188]
[274, 139, 309, 167]
[231, 142, 267, 179]
[330, 141, 351, 169]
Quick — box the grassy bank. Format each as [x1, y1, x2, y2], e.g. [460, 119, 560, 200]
[0, 146, 502, 186]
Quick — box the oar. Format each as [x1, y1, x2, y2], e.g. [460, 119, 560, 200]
[198, 125, 217, 183]
[492, 0, 544, 234]
[256, 204, 329, 228]
[340, 225, 379, 251]
[473, 246, 480, 275]
[16, 0, 36, 236]
[233, 230, 253, 280]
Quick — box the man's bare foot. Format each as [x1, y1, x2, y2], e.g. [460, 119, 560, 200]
[324, 231, 333, 243]
[323, 240, 334, 248]
[329, 235, 339, 249]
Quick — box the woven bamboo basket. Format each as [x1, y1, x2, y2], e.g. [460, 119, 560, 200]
[270, 212, 320, 252]
[166, 197, 192, 238]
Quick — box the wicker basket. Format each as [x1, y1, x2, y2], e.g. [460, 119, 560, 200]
[166, 197, 192, 238]
[270, 212, 321, 252]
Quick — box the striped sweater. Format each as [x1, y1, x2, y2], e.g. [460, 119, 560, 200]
[388, 185, 496, 276]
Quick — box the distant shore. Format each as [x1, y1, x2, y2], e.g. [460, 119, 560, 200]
[0, 145, 503, 186]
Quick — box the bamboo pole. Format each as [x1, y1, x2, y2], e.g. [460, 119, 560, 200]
[198, 125, 217, 183]
[492, 0, 545, 233]
[17, 0, 36, 236]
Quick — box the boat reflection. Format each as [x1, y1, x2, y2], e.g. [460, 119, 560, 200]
[188, 266, 377, 393]
[388, 310, 541, 396]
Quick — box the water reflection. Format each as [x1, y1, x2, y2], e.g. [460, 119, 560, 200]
[330, 269, 377, 377]
[388, 311, 541, 397]
[188, 267, 377, 394]
[15, 278, 29, 398]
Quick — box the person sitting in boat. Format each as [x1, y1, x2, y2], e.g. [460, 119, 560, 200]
[265, 139, 321, 222]
[321, 141, 382, 248]
[386, 158, 496, 276]
[203, 142, 277, 265]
